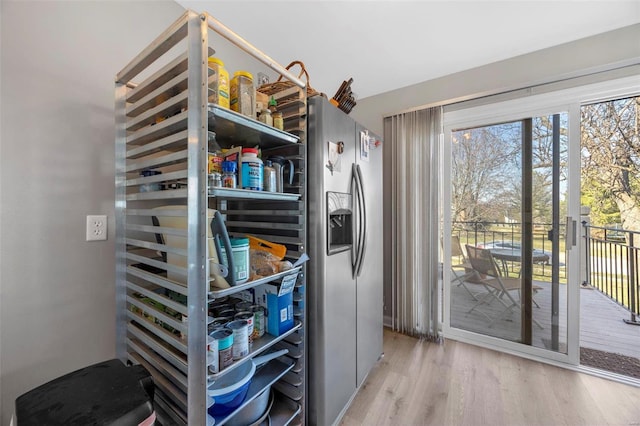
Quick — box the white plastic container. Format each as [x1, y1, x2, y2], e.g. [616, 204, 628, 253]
[241, 148, 263, 191]
[220, 237, 250, 284]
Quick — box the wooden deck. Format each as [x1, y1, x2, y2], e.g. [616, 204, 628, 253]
[449, 277, 640, 359]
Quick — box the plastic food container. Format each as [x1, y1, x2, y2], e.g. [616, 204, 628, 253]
[220, 237, 250, 284]
[241, 148, 263, 191]
[208, 57, 230, 109]
[230, 71, 255, 118]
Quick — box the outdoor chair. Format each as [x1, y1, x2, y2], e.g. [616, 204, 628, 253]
[465, 244, 543, 329]
[450, 236, 482, 300]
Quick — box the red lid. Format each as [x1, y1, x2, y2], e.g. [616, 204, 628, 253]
[242, 148, 258, 154]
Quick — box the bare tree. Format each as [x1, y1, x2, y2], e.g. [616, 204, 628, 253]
[581, 97, 640, 231]
[451, 116, 566, 227]
[451, 124, 520, 225]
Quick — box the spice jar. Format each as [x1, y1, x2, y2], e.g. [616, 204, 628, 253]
[222, 160, 237, 189]
[230, 71, 255, 118]
[258, 109, 272, 126]
[209, 173, 222, 189]
[273, 112, 284, 131]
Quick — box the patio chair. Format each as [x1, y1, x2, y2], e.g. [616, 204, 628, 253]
[450, 236, 482, 300]
[465, 244, 543, 329]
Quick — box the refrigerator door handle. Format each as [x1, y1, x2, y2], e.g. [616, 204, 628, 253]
[355, 164, 367, 277]
[351, 164, 359, 277]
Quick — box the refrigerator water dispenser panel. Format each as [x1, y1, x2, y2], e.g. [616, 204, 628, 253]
[327, 191, 353, 255]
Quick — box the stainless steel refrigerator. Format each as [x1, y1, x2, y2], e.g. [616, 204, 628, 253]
[307, 96, 383, 426]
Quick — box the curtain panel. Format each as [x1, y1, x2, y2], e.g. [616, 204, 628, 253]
[383, 107, 442, 341]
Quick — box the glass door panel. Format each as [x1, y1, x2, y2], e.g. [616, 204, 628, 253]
[448, 112, 568, 353]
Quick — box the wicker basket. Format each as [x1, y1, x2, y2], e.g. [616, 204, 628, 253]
[258, 61, 321, 98]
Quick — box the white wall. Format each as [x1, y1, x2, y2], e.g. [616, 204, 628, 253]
[351, 23, 640, 135]
[0, 1, 185, 423]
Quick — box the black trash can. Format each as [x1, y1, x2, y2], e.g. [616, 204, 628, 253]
[15, 359, 155, 426]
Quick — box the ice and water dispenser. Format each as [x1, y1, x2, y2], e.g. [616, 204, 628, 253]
[327, 191, 353, 255]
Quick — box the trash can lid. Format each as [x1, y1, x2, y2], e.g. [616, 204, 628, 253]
[15, 359, 154, 426]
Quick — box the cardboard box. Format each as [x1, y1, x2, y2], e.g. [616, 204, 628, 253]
[253, 282, 294, 337]
[256, 91, 269, 111]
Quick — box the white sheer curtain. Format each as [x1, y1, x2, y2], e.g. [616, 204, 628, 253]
[383, 107, 442, 340]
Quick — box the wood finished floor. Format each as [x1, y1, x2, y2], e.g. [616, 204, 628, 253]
[341, 329, 640, 426]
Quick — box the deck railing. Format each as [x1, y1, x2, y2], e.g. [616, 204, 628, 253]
[452, 220, 640, 325]
[452, 221, 561, 278]
[583, 223, 640, 325]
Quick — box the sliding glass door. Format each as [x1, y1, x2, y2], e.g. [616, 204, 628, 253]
[442, 75, 640, 367]
[443, 103, 579, 363]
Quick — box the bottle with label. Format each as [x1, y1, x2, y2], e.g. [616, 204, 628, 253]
[222, 160, 237, 189]
[263, 160, 276, 192]
[258, 109, 272, 127]
[230, 71, 255, 118]
[208, 132, 223, 175]
[268, 96, 278, 113]
[207, 57, 230, 109]
[240, 148, 263, 191]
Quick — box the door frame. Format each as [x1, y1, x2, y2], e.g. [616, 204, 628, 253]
[441, 75, 640, 366]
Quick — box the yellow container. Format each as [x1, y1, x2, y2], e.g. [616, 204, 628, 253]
[230, 71, 255, 118]
[207, 57, 230, 109]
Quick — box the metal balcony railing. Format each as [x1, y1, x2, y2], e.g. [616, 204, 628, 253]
[452, 220, 640, 324]
[451, 221, 562, 279]
[583, 223, 640, 325]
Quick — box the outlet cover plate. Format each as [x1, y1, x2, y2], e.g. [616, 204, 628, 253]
[86, 215, 107, 241]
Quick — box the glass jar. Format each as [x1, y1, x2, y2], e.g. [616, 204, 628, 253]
[230, 71, 255, 118]
[209, 172, 222, 189]
[273, 112, 284, 131]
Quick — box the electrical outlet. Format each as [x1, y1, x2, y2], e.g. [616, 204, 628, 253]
[86, 215, 107, 241]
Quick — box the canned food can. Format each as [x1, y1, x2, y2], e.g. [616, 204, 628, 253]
[234, 301, 252, 312]
[209, 317, 232, 333]
[216, 308, 235, 319]
[226, 319, 249, 360]
[210, 296, 229, 307]
[211, 304, 232, 317]
[234, 311, 254, 342]
[207, 335, 219, 374]
[210, 328, 234, 372]
[251, 305, 265, 339]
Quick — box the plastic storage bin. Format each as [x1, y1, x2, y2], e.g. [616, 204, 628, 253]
[15, 359, 155, 426]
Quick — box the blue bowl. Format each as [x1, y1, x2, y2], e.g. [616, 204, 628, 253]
[207, 380, 251, 416]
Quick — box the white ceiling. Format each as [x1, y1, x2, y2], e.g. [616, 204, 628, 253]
[176, 0, 640, 100]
